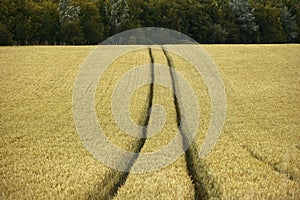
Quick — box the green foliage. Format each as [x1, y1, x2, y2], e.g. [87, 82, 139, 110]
[105, 0, 130, 34]
[76, 1, 104, 44]
[58, 0, 83, 44]
[230, 0, 259, 43]
[30, 1, 59, 44]
[0, 22, 14, 45]
[0, 0, 299, 45]
[281, 6, 299, 42]
[0, 0, 14, 45]
[58, 0, 80, 25]
[254, 5, 287, 43]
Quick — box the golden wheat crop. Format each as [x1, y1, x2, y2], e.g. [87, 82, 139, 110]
[0, 46, 110, 199]
[167, 44, 300, 199]
[1, 45, 299, 199]
[95, 48, 150, 151]
[0, 46, 150, 199]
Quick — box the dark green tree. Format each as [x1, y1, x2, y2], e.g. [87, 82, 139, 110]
[0, 0, 14, 45]
[230, 0, 259, 43]
[12, 0, 33, 45]
[202, 0, 238, 43]
[39, 1, 60, 44]
[75, 0, 104, 44]
[281, 6, 299, 42]
[0, 0, 299, 45]
[58, 0, 84, 44]
[105, 0, 130, 35]
[26, 1, 59, 44]
[254, 5, 287, 43]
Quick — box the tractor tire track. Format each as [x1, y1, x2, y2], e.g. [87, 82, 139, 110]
[112, 47, 195, 199]
[162, 47, 208, 200]
[103, 48, 155, 199]
[103, 47, 204, 199]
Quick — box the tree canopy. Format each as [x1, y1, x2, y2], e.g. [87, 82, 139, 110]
[0, 0, 299, 45]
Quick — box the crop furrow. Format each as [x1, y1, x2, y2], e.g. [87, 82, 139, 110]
[243, 146, 296, 182]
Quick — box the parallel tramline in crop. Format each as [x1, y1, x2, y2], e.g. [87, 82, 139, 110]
[114, 48, 195, 199]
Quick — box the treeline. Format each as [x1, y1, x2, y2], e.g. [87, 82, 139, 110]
[0, 0, 299, 45]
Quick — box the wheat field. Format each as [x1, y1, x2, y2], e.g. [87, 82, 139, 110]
[1, 45, 299, 199]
